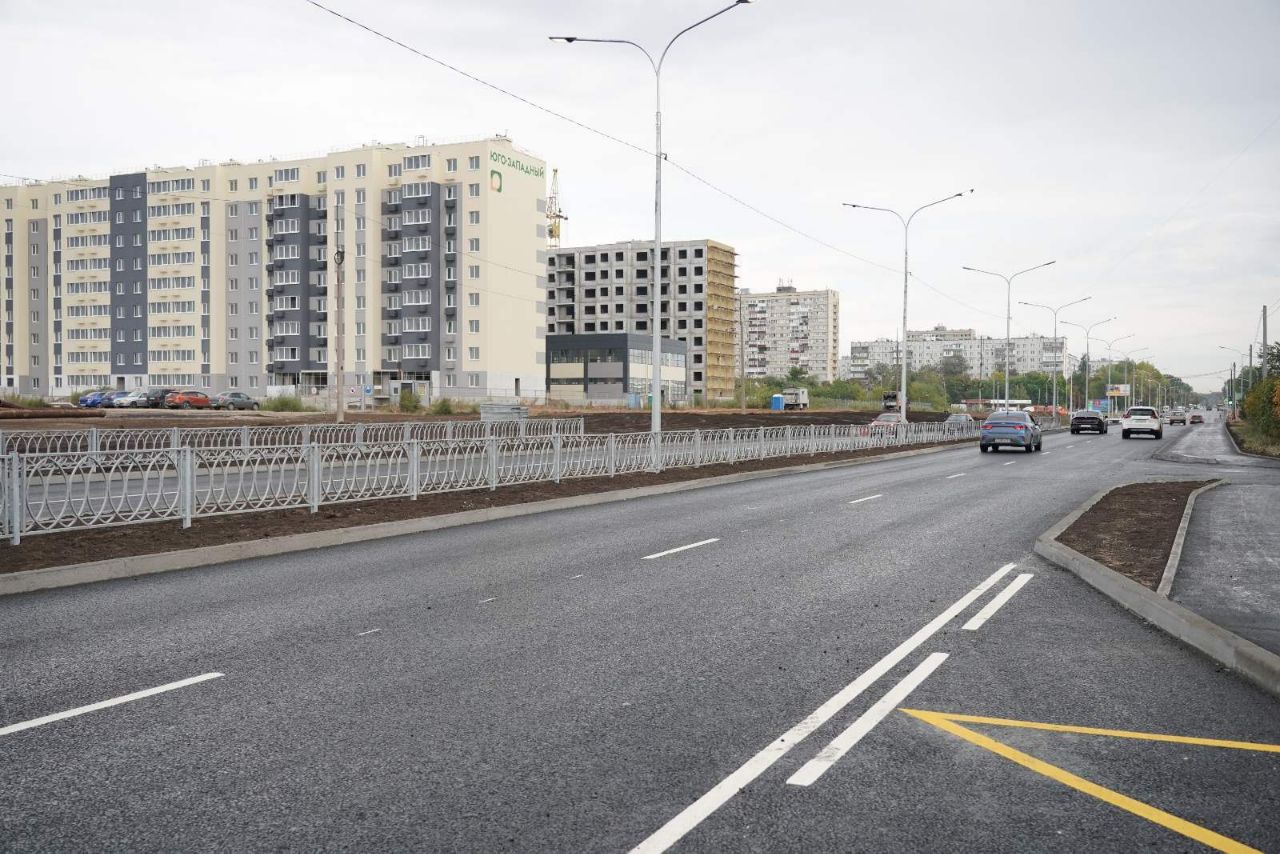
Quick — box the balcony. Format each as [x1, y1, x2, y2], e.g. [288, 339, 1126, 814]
[383, 334, 400, 344]
[382, 228, 401, 240]
[313, 310, 327, 320]
[384, 256, 401, 267]
[384, 282, 400, 291]
[313, 258, 327, 270]
[312, 233, 327, 245]
[385, 308, 400, 318]
[381, 202, 401, 214]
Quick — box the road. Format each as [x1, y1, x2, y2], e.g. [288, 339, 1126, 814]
[3, 421, 1279, 852]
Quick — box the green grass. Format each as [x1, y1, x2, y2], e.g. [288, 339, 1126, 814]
[0, 395, 48, 409]
[1228, 420, 1280, 458]
[260, 396, 312, 412]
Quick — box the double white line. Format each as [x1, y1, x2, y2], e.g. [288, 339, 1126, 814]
[631, 563, 1026, 853]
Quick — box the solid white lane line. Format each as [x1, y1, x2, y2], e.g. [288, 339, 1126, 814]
[946, 473, 966, 479]
[570, 574, 584, 579]
[1042, 451, 1052, 455]
[357, 628, 382, 636]
[1003, 461, 1016, 466]
[848, 494, 883, 505]
[963, 573, 1033, 631]
[1067, 445, 1076, 449]
[786, 652, 949, 787]
[642, 538, 720, 560]
[0, 673, 224, 738]
[628, 563, 1016, 854]
[479, 597, 497, 604]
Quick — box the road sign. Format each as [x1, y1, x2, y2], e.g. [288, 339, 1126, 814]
[364, 386, 373, 395]
[1106, 384, 1130, 397]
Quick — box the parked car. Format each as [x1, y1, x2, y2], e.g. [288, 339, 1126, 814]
[99, 391, 131, 408]
[144, 388, 176, 408]
[78, 391, 108, 408]
[1190, 412, 1204, 425]
[1121, 406, 1163, 439]
[980, 409, 1043, 453]
[164, 390, 212, 410]
[1070, 410, 1108, 434]
[943, 413, 976, 433]
[868, 411, 907, 434]
[113, 390, 150, 408]
[1168, 409, 1187, 425]
[211, 391, 260, 411]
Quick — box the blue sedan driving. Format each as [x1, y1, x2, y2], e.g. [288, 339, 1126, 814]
[980, 409, 1043, 453]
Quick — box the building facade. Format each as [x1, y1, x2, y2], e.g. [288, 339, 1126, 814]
[545, 333, 688, 406]
[742, 282, 839, 382]
[846, 325, 1067, 382]
[1, 136, 547, 402]
[546, 239, 737, 401]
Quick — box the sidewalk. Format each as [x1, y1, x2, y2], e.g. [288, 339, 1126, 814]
[1171, 482, 1280, 657]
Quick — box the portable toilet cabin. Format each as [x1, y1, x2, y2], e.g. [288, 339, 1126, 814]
[770, 393, 786, 411]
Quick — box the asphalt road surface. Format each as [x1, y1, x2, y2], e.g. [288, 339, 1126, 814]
[3, 422, 1279, 852]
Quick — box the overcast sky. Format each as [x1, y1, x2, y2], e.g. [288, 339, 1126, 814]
[4, 0, 1278, 391]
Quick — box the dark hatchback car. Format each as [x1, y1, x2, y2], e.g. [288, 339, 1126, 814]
[211, 392, 260, 411]
[980, 410, 1043, 453]
[144, 388, 176, 408]
[1070, 410, 1108, 434]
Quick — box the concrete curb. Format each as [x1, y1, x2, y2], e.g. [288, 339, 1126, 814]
[0, 438, 972, 597]
[1035, 485, 1280, 700]
[1152, 422, 1220, 465]
[1155, 479, 1225, 597]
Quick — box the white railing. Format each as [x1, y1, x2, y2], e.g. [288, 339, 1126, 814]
[1, 422, 978, 544]
[0, 417, 585, 457]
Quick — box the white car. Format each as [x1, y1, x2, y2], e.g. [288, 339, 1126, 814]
[113, 390, 150, 408]
[1121, 406, 1163, 440]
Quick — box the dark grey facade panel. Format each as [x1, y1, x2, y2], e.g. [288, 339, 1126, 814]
[109, 173, 147, 374]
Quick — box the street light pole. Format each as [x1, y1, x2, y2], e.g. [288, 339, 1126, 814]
[333, 242, 346, 424]
[1119, 347, 1148, 412]
[844, 190, 972, 417]
[552, 1, 750, 435]
[963, 261, 1056, 409]
[1018, 295, 1091, 426]
[1061, 316, 1115, 411]
[1088, 333, 1133, 416]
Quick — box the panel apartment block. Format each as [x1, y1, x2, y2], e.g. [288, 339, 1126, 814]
[546, 239, 737, 401]
[742, 282, 840, 382]
[0, 135, 546, 402]
[846, 325, 1067, 382]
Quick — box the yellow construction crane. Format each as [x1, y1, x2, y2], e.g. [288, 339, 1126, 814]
[547, 168, 568, 248]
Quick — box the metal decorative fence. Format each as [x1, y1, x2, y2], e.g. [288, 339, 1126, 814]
[0, 417, 585, 458]
[1, 422, 978, 544]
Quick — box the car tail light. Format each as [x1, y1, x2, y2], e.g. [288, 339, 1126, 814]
[1013, 424, 1026, 431]
[982, 424, 993, 430]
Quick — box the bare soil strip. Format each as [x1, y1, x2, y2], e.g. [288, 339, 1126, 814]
[1057, 481, 1212, 590]
[0, 438, 966, 576]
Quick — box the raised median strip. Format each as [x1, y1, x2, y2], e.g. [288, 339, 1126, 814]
[0, 438, 971, 597]
[1034, 479, 1280, 700]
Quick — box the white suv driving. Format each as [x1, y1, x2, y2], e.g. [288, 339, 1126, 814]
[1121, 406, 1163, 440]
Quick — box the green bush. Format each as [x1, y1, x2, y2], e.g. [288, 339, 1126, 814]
[1243, 376, 1280, 439]
[260, 395, 308, 412]
[399, 388, 422, 413]
[1, 394, 47, 409]
[430, 397, 454, 415]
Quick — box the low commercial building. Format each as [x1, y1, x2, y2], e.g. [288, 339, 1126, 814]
[545, 333, 688, 406]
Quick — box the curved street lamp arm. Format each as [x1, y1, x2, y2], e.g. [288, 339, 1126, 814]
[905, 190, 972, 228]
[658, 1, 749, 70]
[1011, 260, 1056, 281]
[962, 266, 1010, 285]
[549, 36, 656, 71]
[842, 202, 905, 227]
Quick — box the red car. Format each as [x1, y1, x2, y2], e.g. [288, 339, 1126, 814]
[164, 390, 212, 409]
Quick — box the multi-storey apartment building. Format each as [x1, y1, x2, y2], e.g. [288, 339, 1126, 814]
[545, 239, 737, 401]
[1, 136, 547, 402]
[741, 282, 839, 382]
[846, 325, 1067, 382]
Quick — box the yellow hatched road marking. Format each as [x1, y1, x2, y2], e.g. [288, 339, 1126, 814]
[901, 708, 1275, 854]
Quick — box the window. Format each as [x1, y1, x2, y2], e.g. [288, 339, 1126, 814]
[249, 177, 259, 190]
[355, 189, 366, 205]
[468, 292, 479, 307]
[355, 164, 367, 178]
[468, 183, 480, 198]
[468, 374, 480, 388]
[445, 186, 458, 201]
[316, 170, 327, 184]
[468, 211, 480, 225]
[467, 319, 479, 334]
[403, 182, 431, 199]
[468, 265, 480, 279]
[228, 179, 238, 192]
[468, 155, 480, 170]
[446, 158, 458, 172]
[444, 346, 456, 362]
[404, 154, 430, 171]
[467, 346, 479, 361]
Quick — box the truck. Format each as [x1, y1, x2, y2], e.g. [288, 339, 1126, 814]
[781, 387, 810, 410]
[882, 390, 899, 412]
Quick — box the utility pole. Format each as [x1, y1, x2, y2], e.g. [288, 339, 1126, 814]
[334, 240, 346, 424]
[1264, 305, 1270, 380]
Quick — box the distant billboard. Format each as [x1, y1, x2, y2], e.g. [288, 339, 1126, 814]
[1106, 384, 1131, 397]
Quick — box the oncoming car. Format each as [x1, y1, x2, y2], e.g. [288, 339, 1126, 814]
[980, 410, 1043, 453]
